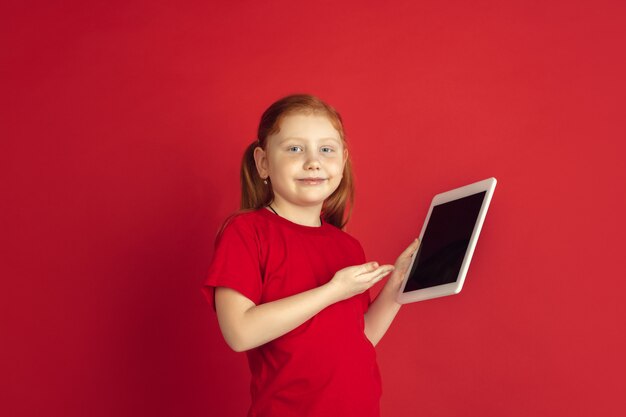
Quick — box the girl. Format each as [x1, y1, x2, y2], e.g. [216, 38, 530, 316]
[204, 94, 419, 417]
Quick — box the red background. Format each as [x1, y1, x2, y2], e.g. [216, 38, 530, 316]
[3, 1, 625, 416]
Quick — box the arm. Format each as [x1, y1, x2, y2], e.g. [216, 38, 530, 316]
[364, 238, 420, 347]
[215, 261, 395, 352]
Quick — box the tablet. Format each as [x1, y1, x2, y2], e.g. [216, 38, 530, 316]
[397, 177, 497, 304]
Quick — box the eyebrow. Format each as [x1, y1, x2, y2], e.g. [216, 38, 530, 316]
[279, 136, 342, 144]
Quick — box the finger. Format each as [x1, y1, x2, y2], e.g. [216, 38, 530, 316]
[371, 268, 394, 285]
[361, 266, 394, 282]
[356, 261, 379, 275]
[402, 238, 420, 257]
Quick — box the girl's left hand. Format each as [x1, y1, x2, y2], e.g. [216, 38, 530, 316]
[386, 238, 420, 291]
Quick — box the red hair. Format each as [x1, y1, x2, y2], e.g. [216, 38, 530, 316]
[237, 94, 355, 229]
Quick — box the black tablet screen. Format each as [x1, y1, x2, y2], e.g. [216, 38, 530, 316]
[403, 191, 486, 292]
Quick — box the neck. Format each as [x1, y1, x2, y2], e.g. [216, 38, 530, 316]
[269, 200, 323, 227]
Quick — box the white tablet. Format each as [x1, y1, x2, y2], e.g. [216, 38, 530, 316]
[397, 177, 497, 304]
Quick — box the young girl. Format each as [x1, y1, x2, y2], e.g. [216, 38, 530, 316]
[204, 94, 419, 417]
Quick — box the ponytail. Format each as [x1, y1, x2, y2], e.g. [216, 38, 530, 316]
[240, 140, 273, 210]
[322, 157, 354, 229]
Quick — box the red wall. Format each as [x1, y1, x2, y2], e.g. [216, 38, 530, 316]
[3, 1, 625, 416]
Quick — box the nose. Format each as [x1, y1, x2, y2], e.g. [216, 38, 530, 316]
[303, 150, 321, 171]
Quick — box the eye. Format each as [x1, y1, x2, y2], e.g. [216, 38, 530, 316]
[320, 146, 334, 153]
[287, 145, 303, 152]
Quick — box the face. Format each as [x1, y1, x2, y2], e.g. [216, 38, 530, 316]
[254, 113, 348, 212]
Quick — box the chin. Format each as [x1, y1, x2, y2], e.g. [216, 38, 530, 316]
[298, 200, 327, 207]
[303, 191, 335, 202]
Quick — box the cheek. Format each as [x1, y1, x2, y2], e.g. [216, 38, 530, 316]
[329, 158, 345, 175]
[269, 158, 296, 177]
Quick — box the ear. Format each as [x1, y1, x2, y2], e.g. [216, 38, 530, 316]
[343, 148, 349, 166]
[253, 146, 269, 179]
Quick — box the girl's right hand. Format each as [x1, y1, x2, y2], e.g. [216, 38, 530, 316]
[327, 262, 395, 302]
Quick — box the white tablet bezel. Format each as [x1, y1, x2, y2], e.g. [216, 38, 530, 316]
[396, 177, 497, 304]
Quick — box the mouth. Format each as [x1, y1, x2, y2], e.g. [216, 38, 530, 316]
[297, 178, 327, 185]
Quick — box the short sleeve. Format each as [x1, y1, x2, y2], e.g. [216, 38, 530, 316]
[202, 216, 263, 310]
[353, 239, 372, 314]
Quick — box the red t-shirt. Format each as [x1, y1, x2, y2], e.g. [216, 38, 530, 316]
[204, 208, 382, 417]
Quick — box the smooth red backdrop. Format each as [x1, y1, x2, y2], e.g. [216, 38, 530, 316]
[3, 1, 625, 416]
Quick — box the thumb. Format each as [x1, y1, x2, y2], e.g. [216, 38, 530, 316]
[402, 238, 421, 257]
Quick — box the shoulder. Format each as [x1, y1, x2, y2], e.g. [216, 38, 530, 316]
[323, 223, 365, 255]
[215, 209, 267, 244]
[326, 223, 360, 242]
[221, 209, 264, 229]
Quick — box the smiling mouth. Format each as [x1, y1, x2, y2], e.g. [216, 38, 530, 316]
[298, 178, 327, 185]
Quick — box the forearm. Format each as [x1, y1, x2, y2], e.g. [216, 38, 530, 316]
[217, 283, 340, 352]
[364, 281, 402, 347]
[363, 238, 418, 347]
